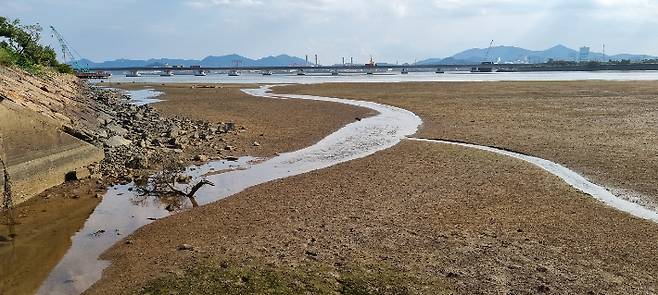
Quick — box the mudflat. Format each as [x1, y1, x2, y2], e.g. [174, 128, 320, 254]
[87, 81, 658, 294]
[278, 81, 658, 205]
[90, 141, 658, 294]
[105, 83, 376, 157]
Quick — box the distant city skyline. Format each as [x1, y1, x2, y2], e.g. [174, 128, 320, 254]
[3, 0, 658, 64]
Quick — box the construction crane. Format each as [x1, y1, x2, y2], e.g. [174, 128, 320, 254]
[49, 26, 86, 71]
[483, 39, 495, 63]
[49, 26, 109, 78]
[471, 40, 495, 73]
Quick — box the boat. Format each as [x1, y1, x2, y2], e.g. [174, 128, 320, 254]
[401, 68, 409, 74]
[331, 70, 339, 76]
[297, 69, 306, 76]
[261, 70, 272, 76]
[435, 68, 444, 74]
[75, 71, 111, 79]
[126, 70, 142, 77]
[160, 70, 174, 77]
[228, 69, 240, 76]
[471, 62, 494, 73]
[194, 70, 207, 76]
[496, 68, 517, 72]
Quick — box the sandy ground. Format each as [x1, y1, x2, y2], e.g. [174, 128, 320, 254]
[89, 141, 658, 294]
[85, 81, 658, 294]
[278, 81, 658, 206]
[104, 83, 375, 157]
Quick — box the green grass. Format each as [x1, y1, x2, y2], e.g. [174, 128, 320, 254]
[136, 259, 452, 295]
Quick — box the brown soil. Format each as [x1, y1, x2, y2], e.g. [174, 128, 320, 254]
[0, 180, 104, 295]
[89, 141, 658, 294]
[277, 81, 658, 203]
[103, 83, 376, 157]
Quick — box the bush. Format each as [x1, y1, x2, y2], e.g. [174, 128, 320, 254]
[55, 63, 74, 74]
[0, 47, 18, 66]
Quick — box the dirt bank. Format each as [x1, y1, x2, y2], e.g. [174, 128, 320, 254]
[277, 81, 658, 205]
[103, 83, 376, 157]
[89, 140, 658, 294]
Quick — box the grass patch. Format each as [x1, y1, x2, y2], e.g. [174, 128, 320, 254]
[137, 260, 451, 295]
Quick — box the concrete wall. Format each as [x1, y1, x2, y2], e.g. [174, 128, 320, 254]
[0, 102, 104, 206]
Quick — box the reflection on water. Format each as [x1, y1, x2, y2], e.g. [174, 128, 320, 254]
[37, 86, 422, 294]
[97, 70, 658, 84]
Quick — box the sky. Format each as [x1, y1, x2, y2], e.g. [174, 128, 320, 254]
[3, 0, 658, 64]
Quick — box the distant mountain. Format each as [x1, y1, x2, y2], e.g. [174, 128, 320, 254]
[416, 45, 657, 65]
[76, 54, 310, 68]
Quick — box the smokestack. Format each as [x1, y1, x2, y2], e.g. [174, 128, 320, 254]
[315, 54, 318, 66]
[342, 57, 345, 65]
[350, 57, 353, 65]
[305, 55, 308, 65]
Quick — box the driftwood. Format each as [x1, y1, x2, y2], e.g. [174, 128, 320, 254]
[165, 179, 214, 207]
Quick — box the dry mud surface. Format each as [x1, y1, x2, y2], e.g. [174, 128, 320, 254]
[87, 82, 658, 294]
[278, 81, 658, 205]
[90, 141, 658, 294]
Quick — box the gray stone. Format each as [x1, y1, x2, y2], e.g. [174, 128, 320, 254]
[106, 123, 128, 136]
[105, 136, 131, 147]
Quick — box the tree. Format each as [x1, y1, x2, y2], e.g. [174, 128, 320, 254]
[0, 16, 65, 72]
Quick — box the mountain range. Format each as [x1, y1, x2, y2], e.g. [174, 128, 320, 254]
[77, 45, 657, 68]
[77, 54, 310, 68]
[416, 45, 657, 65]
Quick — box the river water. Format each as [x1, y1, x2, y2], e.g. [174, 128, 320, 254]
[98, 70, 658, 84]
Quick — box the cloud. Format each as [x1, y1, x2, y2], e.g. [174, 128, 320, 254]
[4, 0, 658, 62]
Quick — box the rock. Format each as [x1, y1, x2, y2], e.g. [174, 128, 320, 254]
[106, 123, 128, 136]
[176, 174, 192, 184]
[225, 156, 239, 161]
[98, 113, 113, 125]
[252, 141, 260, 146]
[105, 136, 131, 147]
[127, 155, 149, 169]
[168, 127, 181, 138]
[96, 129, 108, 139]
[194, 154, 209, 162]
[178, 244, 194, 251]
[224, 145, 235, 151]
[165, 204, 177, 212]
[224, 122, 236, 132]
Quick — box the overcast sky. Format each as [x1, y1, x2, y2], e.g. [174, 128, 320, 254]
[3, 0, 658, 63]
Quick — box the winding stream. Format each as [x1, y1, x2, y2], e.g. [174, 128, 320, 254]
[37, 85, 658, 294]
[37, 86, 422, 294]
